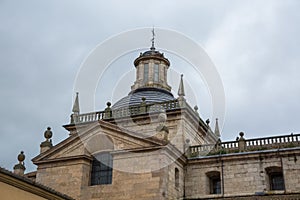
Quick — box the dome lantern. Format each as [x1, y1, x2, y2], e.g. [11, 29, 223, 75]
[131, 29, 171, 92]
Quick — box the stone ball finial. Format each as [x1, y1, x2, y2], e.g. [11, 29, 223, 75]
[44, 127, 53, 140]
[206, 119, 210, 125]
[194, 105, 198, 111]
[106, 102, 111, 107]
[17, 151, 25, 163]
[239, 132, 244, 137]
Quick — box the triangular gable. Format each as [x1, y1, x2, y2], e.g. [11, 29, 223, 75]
[32, 120, 163, 164]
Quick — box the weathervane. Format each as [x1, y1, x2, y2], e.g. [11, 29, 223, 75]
[151, 27, 155, 50]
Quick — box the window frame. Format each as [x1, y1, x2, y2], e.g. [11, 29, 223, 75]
[210, 176, 221, 194]
[206, 171, 221, 195]
[154, 63, 159, 82]
[265, 166, 285, 191]
[143, 63, 149, 83]
[175, 168, 179, 189]
[90, 152, 113, 185]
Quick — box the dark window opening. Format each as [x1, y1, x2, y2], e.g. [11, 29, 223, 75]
[91, 152, 113, 185]
[206, 171, 221, 194]
[266, 166, 285, 191]
[175, 168, 179, 189]
[210, 176, 221, 194]
[270, 172, 284, 190]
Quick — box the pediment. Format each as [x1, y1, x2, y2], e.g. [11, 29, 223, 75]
[32, 120, 162, 163]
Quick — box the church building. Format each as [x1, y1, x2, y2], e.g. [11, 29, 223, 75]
[3, 37, 300, 200]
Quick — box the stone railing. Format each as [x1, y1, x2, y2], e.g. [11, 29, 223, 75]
[71, 100, 182, 124]
[245, 134, 300, 151]
[76, 111, 105, 123]
[189, 140, 239, 157]
[189, 132, 300, 157]
[189, 144, 215, 156]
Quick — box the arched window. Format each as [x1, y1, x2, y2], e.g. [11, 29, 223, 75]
[206, 171, 221, 194]
[266, 167, 285, 191]
[91, 152, 113, 185]
[175, 168, 179, 189]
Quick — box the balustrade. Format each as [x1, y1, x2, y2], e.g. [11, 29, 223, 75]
[71, 100, 183, 123]
[189, 133, 300, 157]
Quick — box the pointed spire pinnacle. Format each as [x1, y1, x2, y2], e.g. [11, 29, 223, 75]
[178, 74, 185, 97]
[150, 27, 155, 50]
[72, 92, 80, 114]
[214, 118, 221, 138]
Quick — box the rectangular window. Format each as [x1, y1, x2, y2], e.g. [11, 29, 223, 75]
[175, 168, 179, 189]
[154, 64, 159, 82]
[207, 171, 221, 194]
[91, 153, 113, 185]
[210, 177, 221, 194]
[266, 166, 285, 191]
[144, 63, 149, 83]
[270, 173, 284, 190]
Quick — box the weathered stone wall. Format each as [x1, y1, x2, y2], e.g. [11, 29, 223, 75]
[184, 193, 300, 200]
[185, 149, 300, 199]
[36, 159, 90, 200]
[110, 109, 213, 153]
[81, 170, 161, 200]
[35, 143, 185, 200]
[165, 162, 185, 200]
[283, 153, 300, 193]
[36, 154, 163, 200]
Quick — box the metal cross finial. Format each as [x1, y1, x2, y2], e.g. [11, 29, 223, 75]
[151, 27, 155, 50]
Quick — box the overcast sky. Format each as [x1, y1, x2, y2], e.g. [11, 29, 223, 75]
[1, 0, 299, 172]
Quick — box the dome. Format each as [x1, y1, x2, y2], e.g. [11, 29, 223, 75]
[112, 88, 175, 109]
[134, 48, 170, 66]
[141, 49, 164, 57]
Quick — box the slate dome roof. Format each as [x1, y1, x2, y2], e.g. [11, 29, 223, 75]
[133, 49, 170, 66]
[141, 50, 164, 57]
[112, 88, 175, 109]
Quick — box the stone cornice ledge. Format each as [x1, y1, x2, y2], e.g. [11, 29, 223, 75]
[188, 147, 300, 164]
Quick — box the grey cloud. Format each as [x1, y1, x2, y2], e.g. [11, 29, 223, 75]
[0, 0, 299, 172]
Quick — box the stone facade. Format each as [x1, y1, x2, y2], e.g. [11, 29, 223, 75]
[33, 120, 187, 200]
[186, 148, 300, 199]
[33, 105, 300, 200]
[28, 44, 300, 200]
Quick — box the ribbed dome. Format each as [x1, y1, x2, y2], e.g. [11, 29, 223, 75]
[112, 88, 175, 109]
[141, 50, 164, 57]
[134, 49, 170, 66]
